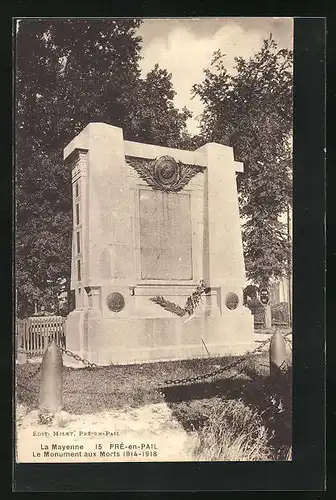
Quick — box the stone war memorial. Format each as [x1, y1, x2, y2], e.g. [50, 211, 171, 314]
[64, 123, 254, 365]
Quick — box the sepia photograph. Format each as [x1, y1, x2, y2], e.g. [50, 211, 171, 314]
[14, 17, 293, 466]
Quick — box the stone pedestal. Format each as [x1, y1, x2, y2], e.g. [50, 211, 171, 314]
[64, 123, 254, 365]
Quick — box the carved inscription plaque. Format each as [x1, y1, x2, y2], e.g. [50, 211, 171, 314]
[139, 190, 192, 280]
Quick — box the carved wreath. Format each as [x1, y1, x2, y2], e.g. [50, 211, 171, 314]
[125, 155, 205, 192]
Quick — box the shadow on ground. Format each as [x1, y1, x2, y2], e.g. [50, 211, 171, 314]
[160, 376, 251, 404]
[162, 367, 292, 459]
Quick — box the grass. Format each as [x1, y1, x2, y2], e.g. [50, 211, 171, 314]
[162, 349, 292, 461]
[193, 398, 273, 461]
[16, 348, 292, 461]
[168, 365, 292, 461]
[16, 353, 264, 413]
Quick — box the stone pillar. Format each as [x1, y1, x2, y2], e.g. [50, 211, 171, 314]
[265, 304, 272, 329]
[64, 123, 137, 291]
[196, 142, 246, 311]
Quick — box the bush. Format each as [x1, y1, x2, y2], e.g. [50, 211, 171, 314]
[245, 297, 263, 315]
[246, 300, 290, 326]
[271, 302, 290, 323]
[245, 298, 265, 325]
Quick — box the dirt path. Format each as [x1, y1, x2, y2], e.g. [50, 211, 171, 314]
[16, 402, 198, 463]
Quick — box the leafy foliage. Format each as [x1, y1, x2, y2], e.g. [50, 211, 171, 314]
[150, 280, 211, 317]
[271, 302, 290, 324]
[125, 63, 192, 148]
[193, 36, 293, 286]
[15, 19, 193, 317]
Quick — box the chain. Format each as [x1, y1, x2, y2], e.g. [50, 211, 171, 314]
[161, 331, 292, 387]
[17, 345, 99, 370]
[16, 347, 98, 397]
[16, 332, 291, 390]
[60, 347, 99, 369]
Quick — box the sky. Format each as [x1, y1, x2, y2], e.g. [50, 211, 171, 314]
[137, 18, 293, 135]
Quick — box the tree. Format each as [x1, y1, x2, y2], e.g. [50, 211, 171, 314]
[192, 36, 293, 288]
[15, 19, 193, 317]
[123, 63, 192, 148]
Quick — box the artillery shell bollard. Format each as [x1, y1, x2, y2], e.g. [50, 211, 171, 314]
[269, 331, 287, 376]
[39, 340, 63, 424]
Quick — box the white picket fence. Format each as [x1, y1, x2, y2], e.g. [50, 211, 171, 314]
[17, 316, 66, 356]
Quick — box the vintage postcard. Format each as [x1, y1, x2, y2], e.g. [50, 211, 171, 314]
[14, 17, 294, 466]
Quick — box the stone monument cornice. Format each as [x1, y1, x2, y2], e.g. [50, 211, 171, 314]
[64, 147, 89, 165]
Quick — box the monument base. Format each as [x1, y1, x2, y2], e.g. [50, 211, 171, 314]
[65, 308, 255, 366]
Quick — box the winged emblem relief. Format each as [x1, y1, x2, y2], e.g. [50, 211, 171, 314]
[125, 155, 205, 192]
